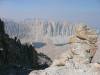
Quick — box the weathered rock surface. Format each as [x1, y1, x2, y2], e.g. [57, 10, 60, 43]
[92, 35, 100, 63]
[29, 24, 100, 75]
[29, 63, 100, 75]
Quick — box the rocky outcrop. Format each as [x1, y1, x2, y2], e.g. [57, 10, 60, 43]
[92, 35, 100, 63]
[29, 24, 100, 75]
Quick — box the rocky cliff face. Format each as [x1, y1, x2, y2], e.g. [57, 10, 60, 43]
[3, 19, 75, 44]
[29, 24, 100, 75]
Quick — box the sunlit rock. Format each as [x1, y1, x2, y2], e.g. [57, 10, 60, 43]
[29, 24, 100, 75]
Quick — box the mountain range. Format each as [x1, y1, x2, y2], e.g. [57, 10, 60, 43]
[3, 18, 100, 60]
[3, 18, 75, 45]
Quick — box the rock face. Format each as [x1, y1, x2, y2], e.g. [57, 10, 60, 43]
[29, 24, 100, 75]
[92, 35, 100, 63]
[3, 19, 75, 44]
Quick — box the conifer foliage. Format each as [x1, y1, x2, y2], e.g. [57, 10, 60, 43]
[0, 19, 52, 75]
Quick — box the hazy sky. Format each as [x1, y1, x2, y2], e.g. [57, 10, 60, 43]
[0, 0, 100, 28]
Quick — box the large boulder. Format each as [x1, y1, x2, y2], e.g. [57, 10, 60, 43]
[75, 24, 97, 44]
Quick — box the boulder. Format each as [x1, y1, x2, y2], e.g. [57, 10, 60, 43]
[29, 63, 100, 75]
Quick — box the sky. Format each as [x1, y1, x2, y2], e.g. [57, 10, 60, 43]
[0, 0, 100, 28]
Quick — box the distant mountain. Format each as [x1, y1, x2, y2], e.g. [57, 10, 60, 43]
[3, 18, 75, 45]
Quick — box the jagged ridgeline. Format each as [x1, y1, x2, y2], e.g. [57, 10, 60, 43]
[0, 19, 52, 75]
[3, 19, 76, 44]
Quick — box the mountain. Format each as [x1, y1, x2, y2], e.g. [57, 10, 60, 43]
[2, 18, 100, 61]
[3, 18, 75, 45]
